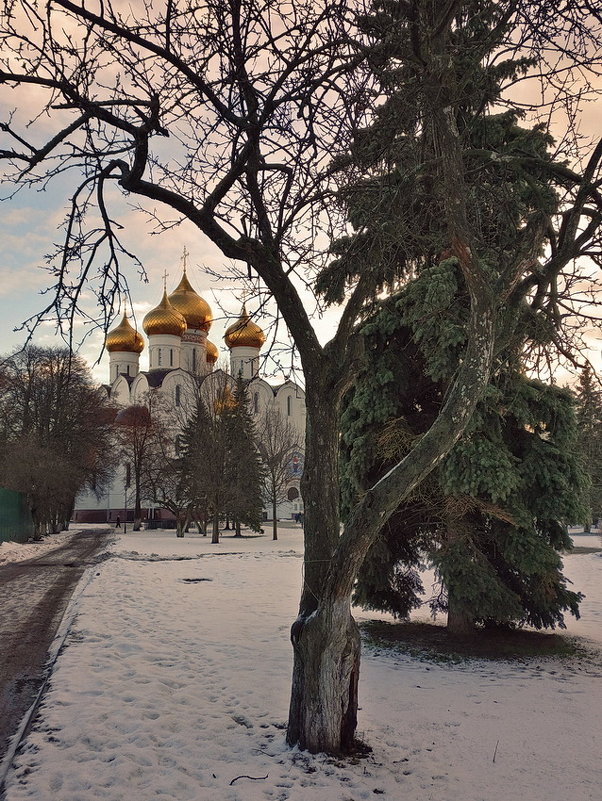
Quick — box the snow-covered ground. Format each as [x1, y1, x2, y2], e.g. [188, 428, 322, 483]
[3, 527, 601, 801]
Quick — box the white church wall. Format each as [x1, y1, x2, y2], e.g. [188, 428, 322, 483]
[131, 373, 150, 404]
[112, 375, 132, 406]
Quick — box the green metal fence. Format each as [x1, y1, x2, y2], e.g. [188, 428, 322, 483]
[0, 487, 34, 544]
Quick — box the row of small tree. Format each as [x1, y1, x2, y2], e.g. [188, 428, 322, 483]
[575, 367, 602, 531]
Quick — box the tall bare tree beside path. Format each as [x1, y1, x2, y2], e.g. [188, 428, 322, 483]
[1, 1, 601, 753]
[115, 400, 159, 531]
[257, 408, 300, 541]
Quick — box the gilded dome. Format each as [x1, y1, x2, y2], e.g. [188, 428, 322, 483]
[143, 290, 187, 337]
[206, 339, 219, 364]
[224, 304, 266, 349]
[106, 313, 144, 354]
[168, 271, 213, 331]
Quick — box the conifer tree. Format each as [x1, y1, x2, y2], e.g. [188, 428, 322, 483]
[341, 286, 587, 633]
[327, 4, 593, 637]
[226, 377, 265, 535]
[179, 382, 232, 543]
[575, 367, 602, 530]
[179, 392, 214, 534]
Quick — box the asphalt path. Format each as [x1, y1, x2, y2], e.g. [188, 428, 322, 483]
[0, 528, 112, 763]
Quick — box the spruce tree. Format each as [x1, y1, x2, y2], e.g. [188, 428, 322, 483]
[325, 2, 590, 635]
[178, 385, 232, 543]
[179, 392, 214, 533]
[575, 367, 602, 531]
[226, 377, 265, 535]
[341, 284, 587, 632]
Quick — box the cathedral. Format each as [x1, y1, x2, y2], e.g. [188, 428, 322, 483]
[74, 259, 306, 525]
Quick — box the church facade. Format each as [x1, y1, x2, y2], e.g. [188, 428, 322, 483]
[74, 264, 305, 525]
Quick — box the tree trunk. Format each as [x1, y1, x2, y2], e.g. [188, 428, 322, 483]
[212, 510, 220, 544]
[447, 590, 474, 637]
[272, 487, 278, 541]
[287, 391, 349, 752]
[234, 519, 241, 537]
[288, 600, 360, 754]
[443, 516, 475, 636]
[176, 514, 185, 537]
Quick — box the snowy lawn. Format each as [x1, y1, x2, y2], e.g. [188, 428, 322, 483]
[4, 527, 601, 801]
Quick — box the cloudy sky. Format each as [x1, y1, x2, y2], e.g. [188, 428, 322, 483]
[0, 4, 600, 387]
[0, 170, 300, 384]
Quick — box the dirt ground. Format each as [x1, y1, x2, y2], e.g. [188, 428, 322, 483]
[0, 528, 112, 763]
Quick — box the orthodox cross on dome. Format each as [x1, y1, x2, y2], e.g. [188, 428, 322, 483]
[181, 245, 190, 274]
[162, 269, 169, 290]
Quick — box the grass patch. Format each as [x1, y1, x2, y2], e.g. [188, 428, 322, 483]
[360, 619, 586, 664]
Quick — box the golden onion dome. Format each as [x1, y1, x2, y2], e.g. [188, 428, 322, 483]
[168, 270, 213, 331]
[106, 313, 144, 354]
[224, 304, 266, 350]
[142, 290, 187, 337]
[206, 339, 219, 364]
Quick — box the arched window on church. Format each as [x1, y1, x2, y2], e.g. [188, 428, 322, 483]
[253, 392, 259, 414]
[192, 348, 197, 372]
[287, 395, 292, 416]
[175, 435, 181, 457]
[175, 385, 181, 407]
[158, 348, 162, 366]
[170, 349, 173, 366]
[126, 364, 130, 375]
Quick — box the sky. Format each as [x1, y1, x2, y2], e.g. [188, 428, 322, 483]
[0, 176, 314, 385]
[0, 3, 600, 387]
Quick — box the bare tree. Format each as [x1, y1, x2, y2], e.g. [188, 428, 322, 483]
[0, 346, 116, 536]
[257, 408, 301, 540]
[141, 396, 193, 537]
[115, 397, 163, 531]
[1, 1, 601, 753]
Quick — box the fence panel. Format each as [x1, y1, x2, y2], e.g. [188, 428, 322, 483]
[0, 487, 34, 544]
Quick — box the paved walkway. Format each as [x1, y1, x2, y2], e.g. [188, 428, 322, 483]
[0, 528, 112, 762]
